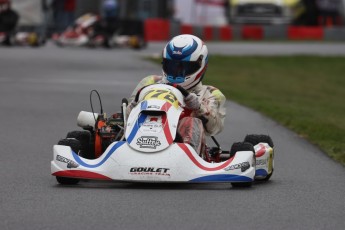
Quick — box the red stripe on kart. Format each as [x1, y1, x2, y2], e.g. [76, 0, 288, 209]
[256, 144, 266, 158]
[161, 102, 173, 143]
[162, 116, 173, 143]
[161, 101, 172, 112]
[178, 143, 234, 171]
[53, 170, 112, 180]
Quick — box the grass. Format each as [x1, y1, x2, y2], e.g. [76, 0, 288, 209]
[148, 56, 345, 166]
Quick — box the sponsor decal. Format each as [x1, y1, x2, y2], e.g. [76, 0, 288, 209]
[56, 155, 79, 168]
[129, 167, 170, 176]
[141, 123, 162, 133]
[224, 162, 250, 172]
[256, 159, 269, 166]
[142, 123, 162, 128]
[136, 136, 161, 149]
[173, 50, 182, 55]
[148, 105, 160, 109]
[141, 116, 163, 133]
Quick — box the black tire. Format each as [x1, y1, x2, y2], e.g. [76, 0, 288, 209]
[244, 134, 274, 148]
[66, 131, 94, 159]
[231, 182, 252, 188]
[230, 142, 255, 158]
[57, 138, 81, 153]
[257, 169, 274, 182]
[56, 138, 81, 185]
[56, 176, 80, 185]
[229, 142, 255, 187]
[244, 134, 274, 181]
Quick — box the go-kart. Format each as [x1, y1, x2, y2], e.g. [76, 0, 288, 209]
[0, 30, 45, 47]
[53, 13, 146, 49]
[51, 84, 274, 187]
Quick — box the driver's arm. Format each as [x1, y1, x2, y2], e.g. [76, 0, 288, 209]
[195, 87, 226, 136]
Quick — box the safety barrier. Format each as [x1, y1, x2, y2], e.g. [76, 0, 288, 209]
[288, 26, 323, 40]
[144, 19, 170, 41]
[144, 19, 345, 41]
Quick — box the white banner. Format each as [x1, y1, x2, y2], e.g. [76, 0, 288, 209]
[174, 0, 227, 26]
[11, 0, 43, 25]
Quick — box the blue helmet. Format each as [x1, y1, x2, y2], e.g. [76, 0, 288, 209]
[162, 34, 208, 89]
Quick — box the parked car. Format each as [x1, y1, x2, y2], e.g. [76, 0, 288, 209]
[228, 0, 305, 24]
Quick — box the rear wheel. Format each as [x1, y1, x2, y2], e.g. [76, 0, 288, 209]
[230, 142, 255, 188]
[244, 134, 274, 181]
[244, 134, 274, 148]
[66, 130, 94, 159]
[55, 138, 81, 185]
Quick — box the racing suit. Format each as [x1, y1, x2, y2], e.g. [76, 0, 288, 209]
[127, 75, 226, 156]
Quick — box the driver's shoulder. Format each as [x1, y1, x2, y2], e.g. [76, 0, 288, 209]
[204, 85, 226, 101]
[141, 75, 163, 85]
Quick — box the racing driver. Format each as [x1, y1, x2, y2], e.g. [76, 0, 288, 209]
[0, 0, 18, 45]
[127, 34, 226, 157]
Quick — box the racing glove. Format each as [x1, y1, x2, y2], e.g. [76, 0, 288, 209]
[184, 93, 200, 111]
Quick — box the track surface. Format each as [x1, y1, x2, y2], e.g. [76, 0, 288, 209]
[1, 43, 344, 230]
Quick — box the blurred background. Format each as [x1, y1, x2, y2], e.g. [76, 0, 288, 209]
[1, 0, 345, 47]
[1, 2, 345, 229]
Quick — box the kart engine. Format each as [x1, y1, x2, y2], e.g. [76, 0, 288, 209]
[94, 113, 124, 158]
[77, 111, 124, 158]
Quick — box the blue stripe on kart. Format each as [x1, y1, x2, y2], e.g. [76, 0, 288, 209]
[71, 141, 125, 168]
[141, 100, 148, 110]
[255, 169, 268, 177]
[127, 113, 147, 144]
[189, 174, 253, 182]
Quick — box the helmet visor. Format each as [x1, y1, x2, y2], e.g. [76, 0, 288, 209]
[162, 58, 201, 83]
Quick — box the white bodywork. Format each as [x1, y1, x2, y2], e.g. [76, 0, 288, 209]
[51, 84, 272, 183]
[51, 142, 255, 183]
[253, 143, 274, 179]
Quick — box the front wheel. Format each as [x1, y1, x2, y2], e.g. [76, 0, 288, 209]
[56, 176, 79, 185]
[231, 182, 252, 188]
[229, 142, 255, 188]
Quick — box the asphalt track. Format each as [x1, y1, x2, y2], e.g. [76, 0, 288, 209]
[0, 43, 344, 230]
